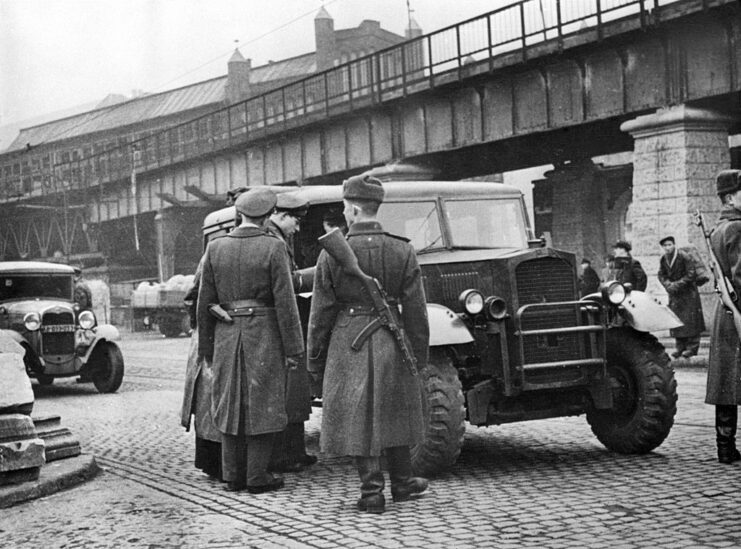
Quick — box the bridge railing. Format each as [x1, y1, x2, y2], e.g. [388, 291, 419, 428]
[1, 0, 687, 202]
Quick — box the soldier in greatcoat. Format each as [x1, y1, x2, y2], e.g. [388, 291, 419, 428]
[658, 235, 705, 359]
[706, 169, 741, 464]
[198, 188, 304, 492]
[307, 174, 430, 514]
[266, 192, 317, 473]
[181, 257, 222, 480]
[611, 241, 647, 291]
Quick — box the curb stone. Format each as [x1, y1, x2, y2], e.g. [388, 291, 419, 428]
[0, 453, 100, 509]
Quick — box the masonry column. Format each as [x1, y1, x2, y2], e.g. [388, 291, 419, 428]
[154, 208, 181, 282]
[621, 105, 734, 318]
[543, 161, 608, 266]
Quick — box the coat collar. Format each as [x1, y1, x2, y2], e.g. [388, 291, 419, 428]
[347, 220, 384, 236]
[719, 205, 741, 222]
[228, 225, 265, 238]
[267, 219, 288, 242]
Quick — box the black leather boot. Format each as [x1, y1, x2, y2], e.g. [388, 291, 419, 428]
[716, 405, 741, 464]
[386, 446, 429, 503]
[356, 457, 385, 513]
[287, 422, 317, 467]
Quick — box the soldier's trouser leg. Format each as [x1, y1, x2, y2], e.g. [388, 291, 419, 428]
[221, 431, 247, 485]
[685, 335, 700, 356]
[287, 422, 317, 465]
[716, 405, 741, 464]
[245, 433, 276, 487]
[355, 456, 385, 513]
[195, 437, 222, 480]
[386, 446, 429, 502]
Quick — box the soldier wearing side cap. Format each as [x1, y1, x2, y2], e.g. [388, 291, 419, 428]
[266, 192, 317, 473]
[706, 169, 741, 464]
[197, 187, 304, 493]
[307, 174, 430, 514]
[658, 235, 705, 359]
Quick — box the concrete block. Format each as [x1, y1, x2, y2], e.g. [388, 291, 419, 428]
[0, 438, 45, 473]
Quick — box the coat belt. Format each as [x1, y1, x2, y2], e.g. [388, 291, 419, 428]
[220, 299, 274, 316]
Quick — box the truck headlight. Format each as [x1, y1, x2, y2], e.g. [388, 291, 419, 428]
[459, 289, 484, 315]
[601, 281, 627, 305]
[78, 310, 96, 330]
[484, 296, 507, 320]
[24, 312, 41, 331]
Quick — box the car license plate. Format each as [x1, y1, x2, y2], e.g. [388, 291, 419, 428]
[41, 324, 76, 333]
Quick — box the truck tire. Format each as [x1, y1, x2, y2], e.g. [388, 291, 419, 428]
[90, 341, 125, 394]
[586, 327, 677, 454]
[159, 317, 182, 338]
[411, 350, 466, 476]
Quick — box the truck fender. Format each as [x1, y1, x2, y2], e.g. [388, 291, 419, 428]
[582, 291, 683, 333]
[94, 323, 120, 342]
[0, 329, 42, 369]
[427, 304, 474, 346]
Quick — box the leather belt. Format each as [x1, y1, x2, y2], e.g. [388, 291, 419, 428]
[220, 299, 274, 317]
[339, 300, 399, 317]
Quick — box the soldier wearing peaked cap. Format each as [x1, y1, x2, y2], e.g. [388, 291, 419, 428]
[266, 191, 317, 473]
[198, 186, 304, 493]
[307, 174, 430, 514]
[706, 169, 741, 464]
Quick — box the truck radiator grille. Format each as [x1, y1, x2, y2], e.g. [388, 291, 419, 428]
[42, 311, 75, 355]
[515, 257, 580, 366]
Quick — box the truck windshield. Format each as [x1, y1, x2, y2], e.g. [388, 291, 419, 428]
[445, 198, 528, 249]
[378, 201, 443, 252]
[0, 275, 73, 301]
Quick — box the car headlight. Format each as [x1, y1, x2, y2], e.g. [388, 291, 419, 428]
[484, 296, 508, 320]
[459, 289, 484, 315]
[24, 312, 41, 331]
[601, 281, 627, 305]
[78, 310, 96, 330]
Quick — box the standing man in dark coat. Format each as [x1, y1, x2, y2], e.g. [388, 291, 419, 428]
[658, 235, 705, 359]
[266, 192, 316, 473]
[578, 259, 601, 297]
[198, 188, 304, 492]
[611, 241, 648, 291]
[307, 174, 430, 514]
[706, 169, 741, 464]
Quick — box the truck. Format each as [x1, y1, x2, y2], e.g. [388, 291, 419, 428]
[201, 171, 681, 475]
[131, 274, 195, 337]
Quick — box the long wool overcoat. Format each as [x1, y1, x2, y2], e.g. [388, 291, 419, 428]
[707, 205, 741, 405]
[307, 221, 429, 457]
[197, 225, 304, 436]
[658, 249, 705, 338]
[267, 220, 312, 423]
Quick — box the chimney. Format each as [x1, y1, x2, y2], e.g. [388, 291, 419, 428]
[226, 48, 251, 104]
[314, 6, 336, 71]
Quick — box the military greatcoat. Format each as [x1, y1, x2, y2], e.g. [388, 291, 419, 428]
[266, 219, 312, 423]
[307, 221, 429, 457]
[658, 249, 705, 338]
[197, 225, 304, 436]
[707, 206, 741, 405]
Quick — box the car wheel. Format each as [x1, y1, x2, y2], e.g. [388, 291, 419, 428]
[90, 341, 125, 394]
[411, 349, 466, 476]
[586, 327, 677, 454]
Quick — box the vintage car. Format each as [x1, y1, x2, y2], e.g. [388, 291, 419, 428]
[202, 171, 681, 474]
[0, 261, 124, 393]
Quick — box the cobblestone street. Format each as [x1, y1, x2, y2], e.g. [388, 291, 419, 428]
[2, 332, 740, 548]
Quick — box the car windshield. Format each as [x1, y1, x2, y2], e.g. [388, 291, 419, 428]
[0, 275, 73, 301]
[378, 201, 443, 252]
[445, 198, 528, 249]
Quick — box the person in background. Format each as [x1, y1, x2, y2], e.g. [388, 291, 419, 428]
[308, 174, 430, 514]
[198, 188, 304, 493]
[267, 193, 317, 473]
[658, 235, 705, 359]
[706, 169, 741, 464]
[578, 259, 601, 296]
[322, 207, 348, 235]
[74, 282, 93, 311]
[611, 241, 647, 291]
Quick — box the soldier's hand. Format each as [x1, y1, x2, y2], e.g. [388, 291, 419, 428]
[286, 353, 306, 370]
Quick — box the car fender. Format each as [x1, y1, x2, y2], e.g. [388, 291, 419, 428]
[0, 328, 30, 348]
[582, 291, 683, 332]
[80, 324, 121, 362]
[427, 303, 474, 346]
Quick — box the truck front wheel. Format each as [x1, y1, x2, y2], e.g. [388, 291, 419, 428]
[159, 317, 182, 338]
[411, 350, 466, 476]
[90, 341, 125, 394]
[586, 327, 676, 454]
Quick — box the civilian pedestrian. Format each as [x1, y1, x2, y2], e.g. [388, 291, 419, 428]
[578, 259, 601, 296]
[611, 241, 647, 291]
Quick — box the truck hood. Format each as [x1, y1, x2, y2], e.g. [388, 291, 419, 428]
[1, 299, 75, 317]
